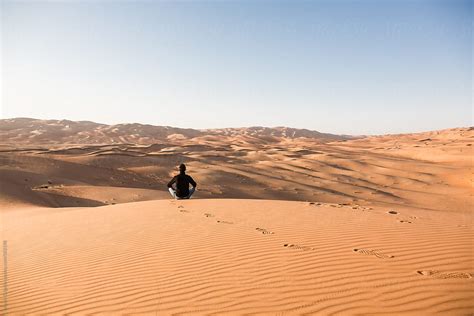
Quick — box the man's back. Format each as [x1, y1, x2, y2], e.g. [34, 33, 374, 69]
[168, 173, 197, 198]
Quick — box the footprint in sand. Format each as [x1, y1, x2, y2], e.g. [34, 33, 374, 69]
[177, 205, 184, 209]
[399, 220, 412, 224]
[351, 205, 371, 211]
[284, 243, 315, 251]
[204, 213, 214, 218]
[217, 220, 233, 224]
[179, 209, 190, 213]
[353, 248, 394, 259]
[417, 270, 473, 279]
[256, 227, 274, 235]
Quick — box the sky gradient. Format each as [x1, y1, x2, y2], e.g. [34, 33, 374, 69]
[1, 0, 472, 135]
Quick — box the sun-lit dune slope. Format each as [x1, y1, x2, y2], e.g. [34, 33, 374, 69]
[0, 119, 472, 213]
[2, 199, 473, 314]
[340, 127, 474, 164]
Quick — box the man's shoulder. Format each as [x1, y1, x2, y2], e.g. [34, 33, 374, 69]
[186, 174, 196, 184]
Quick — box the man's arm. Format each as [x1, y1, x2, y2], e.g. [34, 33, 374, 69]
[188, 175, 197, 188]
[167, 176, 177, 188]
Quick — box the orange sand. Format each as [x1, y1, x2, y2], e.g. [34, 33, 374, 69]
[0, 119, 472, 314]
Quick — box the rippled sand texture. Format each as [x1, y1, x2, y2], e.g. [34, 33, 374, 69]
[2, 200, 473, 314]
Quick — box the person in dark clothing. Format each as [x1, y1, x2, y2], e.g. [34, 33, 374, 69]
[167, 163, 197, 199]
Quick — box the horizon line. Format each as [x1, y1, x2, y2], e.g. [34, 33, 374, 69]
[0, 116, 471, 137]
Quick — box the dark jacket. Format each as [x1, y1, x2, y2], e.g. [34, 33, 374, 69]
[167, 172, 197, 198]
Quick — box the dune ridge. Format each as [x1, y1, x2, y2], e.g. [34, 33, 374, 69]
[0, 118, 348, 145]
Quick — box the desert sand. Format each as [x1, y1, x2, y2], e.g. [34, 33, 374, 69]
[0, 119, 473, 314]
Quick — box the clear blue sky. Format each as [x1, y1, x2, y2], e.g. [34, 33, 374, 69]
[1, 0, 472, 135]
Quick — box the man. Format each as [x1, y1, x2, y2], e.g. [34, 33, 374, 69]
[167, 163, 197, 199]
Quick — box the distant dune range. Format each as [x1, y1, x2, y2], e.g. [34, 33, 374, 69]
[0, 117, 348, 145]
[0, 118, 472, 314]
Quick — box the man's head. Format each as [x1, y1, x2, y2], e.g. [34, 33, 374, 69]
[179, 163, 186, 173]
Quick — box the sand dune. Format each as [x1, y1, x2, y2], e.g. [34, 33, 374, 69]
[0, 119, 472, 314]
[0, 123, 471, 213]
[2, 200, 472, 314]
